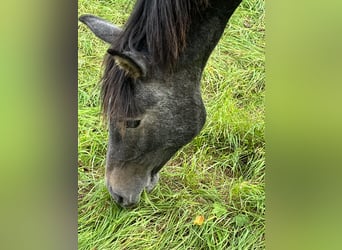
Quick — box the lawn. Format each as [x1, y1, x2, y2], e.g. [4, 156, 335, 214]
[78, 0, 265, 249]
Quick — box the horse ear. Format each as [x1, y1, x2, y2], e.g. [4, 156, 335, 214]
[107, 49, 148, 79]
[79, 14, 122, 44]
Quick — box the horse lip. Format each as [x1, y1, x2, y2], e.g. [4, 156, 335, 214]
[121, 202, 138, 209]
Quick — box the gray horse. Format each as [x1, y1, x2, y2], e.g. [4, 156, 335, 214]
[79, 0, 242, 207]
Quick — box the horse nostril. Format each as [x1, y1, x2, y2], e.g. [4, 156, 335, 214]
[112, 192, 124, 205]
[116, 194, 123, 204]
[112, 193, 123, 204]
[109, 186, 124, 204]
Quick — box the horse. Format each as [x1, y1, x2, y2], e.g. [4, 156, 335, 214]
[79, 0, 242, 208]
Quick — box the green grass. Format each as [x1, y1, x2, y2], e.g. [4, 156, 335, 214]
[78, 0, 265, 249]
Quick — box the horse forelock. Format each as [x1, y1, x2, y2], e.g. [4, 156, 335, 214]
[101, 54, 142, 123]
[101, 0, 209, 121]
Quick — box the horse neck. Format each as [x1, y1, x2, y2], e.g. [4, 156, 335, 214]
[177, 0, 242, 72]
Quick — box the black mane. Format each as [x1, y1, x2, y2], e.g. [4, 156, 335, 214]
[101, 0, 209, 121]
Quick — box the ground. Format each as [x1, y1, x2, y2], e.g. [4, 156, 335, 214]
[78, 0, 265, 249]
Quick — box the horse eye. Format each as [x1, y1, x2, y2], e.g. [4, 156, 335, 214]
[125, 120, 141, 128]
